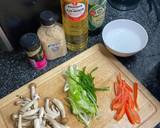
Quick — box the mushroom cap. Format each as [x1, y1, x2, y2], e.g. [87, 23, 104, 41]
[29, 83, 37, 88]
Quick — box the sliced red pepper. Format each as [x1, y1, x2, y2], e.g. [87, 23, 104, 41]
[112, 96, 123, 110]
[111, 94, 121, 110]
[114, 82, 118, 96]
[124, 81, 133, 93]
[114, 105, 125, 121]
[117, 83, 122, 96]
[133, 82, 139, 110]
[114, 81, 123, 96]
[125, 103, 136, 124]
[131, 107, 141, 124]
[125, 102, 141, 124]
[112, 88, 127, 110]
[127, 94, 135, 109]
[117, 73, 122, 84]
[111, 73, 141, 124]
[117, 73, 123, 88]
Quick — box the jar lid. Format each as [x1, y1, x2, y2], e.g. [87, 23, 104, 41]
[40, 10, 56, 26]
[20, 33, 40, 50]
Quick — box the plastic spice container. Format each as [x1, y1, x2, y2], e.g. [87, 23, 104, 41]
[20, 33, 47, 70]
[37, 10, 67, 60]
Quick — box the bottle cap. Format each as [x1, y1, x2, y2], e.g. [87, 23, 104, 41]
[40, 10, 57, 26]
[20, 33, 40, 50]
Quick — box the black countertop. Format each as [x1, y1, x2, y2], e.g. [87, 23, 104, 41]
[0, 0, 160, 127]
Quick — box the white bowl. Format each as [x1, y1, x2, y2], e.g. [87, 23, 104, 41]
[102, 19, 148, 57]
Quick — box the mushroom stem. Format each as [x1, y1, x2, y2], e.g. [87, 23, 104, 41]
[23, 115, 38, 120]
[42, 119, 47, 127]
[21, 108, 40, 117]
[52, 98, 66, 118]
[46, 118, 70, 128]
[45, 98, 60, 118]
[20, 94, 40, 112]
[17, 95, 31, 102]
[29, 83, 36, 99]
[21, 121, 32, 127]
[34, 118, 41, 128]
[51, 105, 58, 113]
[45, 125, 52, 128]
[30, 83, 39, 109]
[39, 107, 45, 118]
[44, 113, 58, 121]
[15, 99, 31, 106]
[14, 100, 23, 106]
[18, 114, 22, 128]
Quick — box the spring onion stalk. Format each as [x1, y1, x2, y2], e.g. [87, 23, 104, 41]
[64, 65, 107, 126]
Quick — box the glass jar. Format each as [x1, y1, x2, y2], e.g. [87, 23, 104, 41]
[37, 10, 67, 60]
[89, 0, 107, 35]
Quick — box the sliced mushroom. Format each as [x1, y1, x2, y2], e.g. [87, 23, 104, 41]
[15, 99, 31, 107]
[52, 98, 66, 118]
[29, 83, 36, 99]
[46, 118, 70, 128]
[18, 114, 22, 128]
[45, 98, 60, 119]
[39, 107, 45, 118]
[20, 94, 40, 112]
[44, 112, 59, 121]
[34, 118, 41, 128]
[21, 108, 40, 117]
[23, 115, 38, 120]
[38, 107, 46, 128]
[11, 113, 38, 121]
[11, 83, 70, 128]
[51, 104, 59, 114]
[11, 113, 34, 126]
[29, 83, 38, 108]
[42, 119, 47, 128]
[16, 95, 31, 102]
[14, 100, 22, 106]
[45, 125, 52, 128]
[21, 120, 32, 127]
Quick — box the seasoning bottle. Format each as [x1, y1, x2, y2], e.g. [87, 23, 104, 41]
[20, 33, 47, 70]
[89, 0, 107, 36]
[60, 0, 88, 51]
[37, 10, 67, 60]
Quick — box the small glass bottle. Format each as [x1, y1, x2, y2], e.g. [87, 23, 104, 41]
[20, 33, 47, 70]
[88, 0, 107, 36]
[37, 10, 67, 60]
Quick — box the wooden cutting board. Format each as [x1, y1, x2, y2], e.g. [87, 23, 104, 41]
[0, 43, 160, 128]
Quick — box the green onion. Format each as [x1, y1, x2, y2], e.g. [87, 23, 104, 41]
[64, 65, 109, 126]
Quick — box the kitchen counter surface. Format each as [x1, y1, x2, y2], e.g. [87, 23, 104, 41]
[0, 0, 160, 127]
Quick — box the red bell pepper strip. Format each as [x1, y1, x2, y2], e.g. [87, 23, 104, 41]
[133, 82, 139, 110]
[114, 105, 125, 121]
[111, 73, 141, 125]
